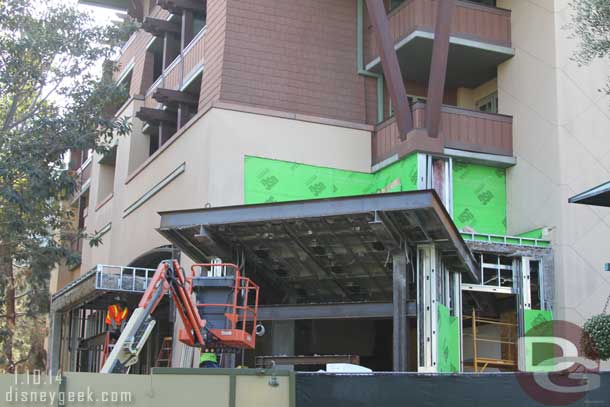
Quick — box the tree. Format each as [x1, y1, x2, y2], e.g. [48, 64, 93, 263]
[570, 0, 610, 92]
[0, 0, 134, 372]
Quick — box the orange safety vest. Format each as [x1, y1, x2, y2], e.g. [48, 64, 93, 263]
[105, 304, 128, 326]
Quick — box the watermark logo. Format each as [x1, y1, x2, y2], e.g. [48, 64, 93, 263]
[516, 320, 600, 406]
[2, 370, 134, 407]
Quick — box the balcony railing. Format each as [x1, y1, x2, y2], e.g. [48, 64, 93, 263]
[51, 264, 161, 305]
[143, 27, 206, 109]
[70, 157, 92, 202]
[365, 0, 512, 64]
[372, 103, 513, 163]
[95, 264, 158, 293]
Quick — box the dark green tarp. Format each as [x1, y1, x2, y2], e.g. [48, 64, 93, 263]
[296, 372, 610, 407]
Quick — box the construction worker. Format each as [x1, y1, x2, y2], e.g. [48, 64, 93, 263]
[199, 350, 219, 368]
[105, 298, 129, 342]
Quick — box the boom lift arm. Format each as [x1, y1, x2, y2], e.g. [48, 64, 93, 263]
[101, 260, 259, 374]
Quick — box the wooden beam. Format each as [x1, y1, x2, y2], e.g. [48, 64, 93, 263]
[141, 17, 181, 37]
[365, 0, 412, 139]
[153, 88, 198, 106]
[128, 0, 144, 22]
[425, 0, 455, 138]
[157, 0, 206, 13]
[136, 107, 177, 125]
[182, 10, 194, 49]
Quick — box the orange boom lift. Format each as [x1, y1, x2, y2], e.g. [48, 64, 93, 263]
[100, 260, 259, 373]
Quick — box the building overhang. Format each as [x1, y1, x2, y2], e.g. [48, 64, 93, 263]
[158, 191, 480, 303]
[79, 0, 129, 11]
[50, 264, 161, 313]
[366, 31, 514, 89]
[569, 181, 610, 207]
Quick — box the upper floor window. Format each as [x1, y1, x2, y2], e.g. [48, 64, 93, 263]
[387, 0, 405, 11]
[107, 64, 133, 116]
[148, 37, 164, 86]
[165, 14, 182, 67]
[476, 92, 498, 114]
[469, 0, 497, 6]
[192, 9, 207, 40]
[70, 149, 92, 171]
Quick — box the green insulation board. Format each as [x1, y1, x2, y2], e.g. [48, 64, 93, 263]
[523, 309, 554, 371]
[244, 154, 418, 204]
[453, 161, 507, 235]
[437, 304, 460, 373]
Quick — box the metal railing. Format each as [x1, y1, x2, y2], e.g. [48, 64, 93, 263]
[460, 232, 551, 248]
[95, 264, 158, 293]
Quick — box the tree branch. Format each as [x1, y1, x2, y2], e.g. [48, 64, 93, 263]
[2, 94, 20, 131]
[11, 348, 34, 369]
[14, 290, 31, 300]
[0, 312, 28, 318]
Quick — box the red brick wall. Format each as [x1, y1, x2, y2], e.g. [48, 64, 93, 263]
[199, 0, 228, 112]
[116, 5, 170, 95]
[219, 0, 368, 124]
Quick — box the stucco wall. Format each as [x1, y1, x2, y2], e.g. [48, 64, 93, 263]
[498, 0, 610, 338]
[75, 107, 371, 273]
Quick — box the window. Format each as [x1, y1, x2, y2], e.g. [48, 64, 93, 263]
[164, 14, 182, 67]
[192, 9, 207, 38]
[70, 149, 92, 170]
[387, 0, 405, 11]
[529, 260, 541, 309]
[147, 37, 164, 87]
[117, 67, 133, 102]
[96, 146, 116, 204]
[479, 254, 514, 289]
[145, 117, 177, 156]
[179, 71, 202, 126]
[470, 0, 496, 6]
[408, 95, 426, 106]
[522, 258, 544, 310]
[476, 92, 498, 114]
[77, 190, 89, 231]
[107, 66, 133, 116]
[388, 94, 425, 118]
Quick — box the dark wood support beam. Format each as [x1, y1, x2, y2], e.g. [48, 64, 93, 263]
[365, 0, 413, 139]
[136, 107, 177, 125]
[177, 104, 191, 128]
[128, 0, 144, 22]
[152, 88, 198, 129]
[159, 122, 174, 145]
[425, 0, 455, 138]
[392, 251, 409, 372]
[141, 17, 181, 37]
[182, 10, 194, 49]
[157, 0, 206, 14]
[153, 88, 198, 106]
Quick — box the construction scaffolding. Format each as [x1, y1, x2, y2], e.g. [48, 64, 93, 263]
[463, 309, 517, 372]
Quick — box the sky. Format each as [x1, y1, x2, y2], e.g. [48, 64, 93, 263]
[72, 0, 124, 27]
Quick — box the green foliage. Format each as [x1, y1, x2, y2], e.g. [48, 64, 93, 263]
[569, 0, 610, 93]
[0, 0, 132, 372]
[581, 314, 610, 361]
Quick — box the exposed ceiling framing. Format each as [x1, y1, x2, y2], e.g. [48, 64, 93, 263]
[158, 191, 479, 304]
